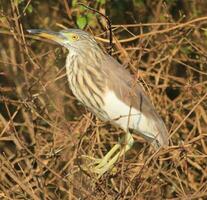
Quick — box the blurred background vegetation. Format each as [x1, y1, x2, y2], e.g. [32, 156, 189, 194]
[0, 0, 207, 199]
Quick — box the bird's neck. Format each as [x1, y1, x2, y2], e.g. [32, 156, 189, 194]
[65, 45, 106, 85]
[65, 46, 107, 114]
[67, 45, 104, 67]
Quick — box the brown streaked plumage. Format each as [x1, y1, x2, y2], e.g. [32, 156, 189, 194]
[28, 28, 169, 177]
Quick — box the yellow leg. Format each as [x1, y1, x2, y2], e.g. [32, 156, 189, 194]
[83, 132, 134, 177]
[93, 141, 132, 177]
[81, 143, 120, 165]
[92, 143, 120, 167]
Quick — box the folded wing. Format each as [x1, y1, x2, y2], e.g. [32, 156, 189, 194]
[102, 55, 169, 148]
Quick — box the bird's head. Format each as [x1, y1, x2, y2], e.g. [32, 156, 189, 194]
[27, 29, 100, 54]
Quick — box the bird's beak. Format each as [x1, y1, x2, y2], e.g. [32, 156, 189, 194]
[27, 29, 64, 43]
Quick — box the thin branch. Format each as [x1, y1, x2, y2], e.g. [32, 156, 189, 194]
[78, 2, 113, 55]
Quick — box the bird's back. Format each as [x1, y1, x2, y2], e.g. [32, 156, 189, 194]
[101, 55, 169, 148]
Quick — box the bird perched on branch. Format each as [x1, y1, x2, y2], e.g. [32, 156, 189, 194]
[28, 28, 169, 177]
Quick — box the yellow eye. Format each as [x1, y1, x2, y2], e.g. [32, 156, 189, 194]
[71, 34, 79, 41]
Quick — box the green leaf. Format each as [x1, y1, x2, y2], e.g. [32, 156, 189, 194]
[133, 0, 144, 6]
[27, 4, 33, 13]
[76, 16, 87, 29]
[14, 0, 24, 5]
[97, 0, 106, 5]
[72, 0, 77, 7]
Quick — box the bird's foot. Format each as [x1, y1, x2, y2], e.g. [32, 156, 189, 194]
[80, 143, 121, 178]
[80, 134, 134, 178]
[81, 152, 120, 178]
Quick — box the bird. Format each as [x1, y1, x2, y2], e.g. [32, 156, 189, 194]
[28, 28, 169, 177]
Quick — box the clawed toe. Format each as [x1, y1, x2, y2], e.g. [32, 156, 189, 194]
[80, 155, 114, 177]
[80, 155, 102, 165]
[79, 137, 133, 178]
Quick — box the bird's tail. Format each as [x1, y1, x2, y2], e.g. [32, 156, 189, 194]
[151, 117, 169, 149]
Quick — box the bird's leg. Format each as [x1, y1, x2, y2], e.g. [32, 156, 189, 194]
[90, 143, 121, 167]
[92, 132, 134, 177]
[81, 143, 120, 167]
